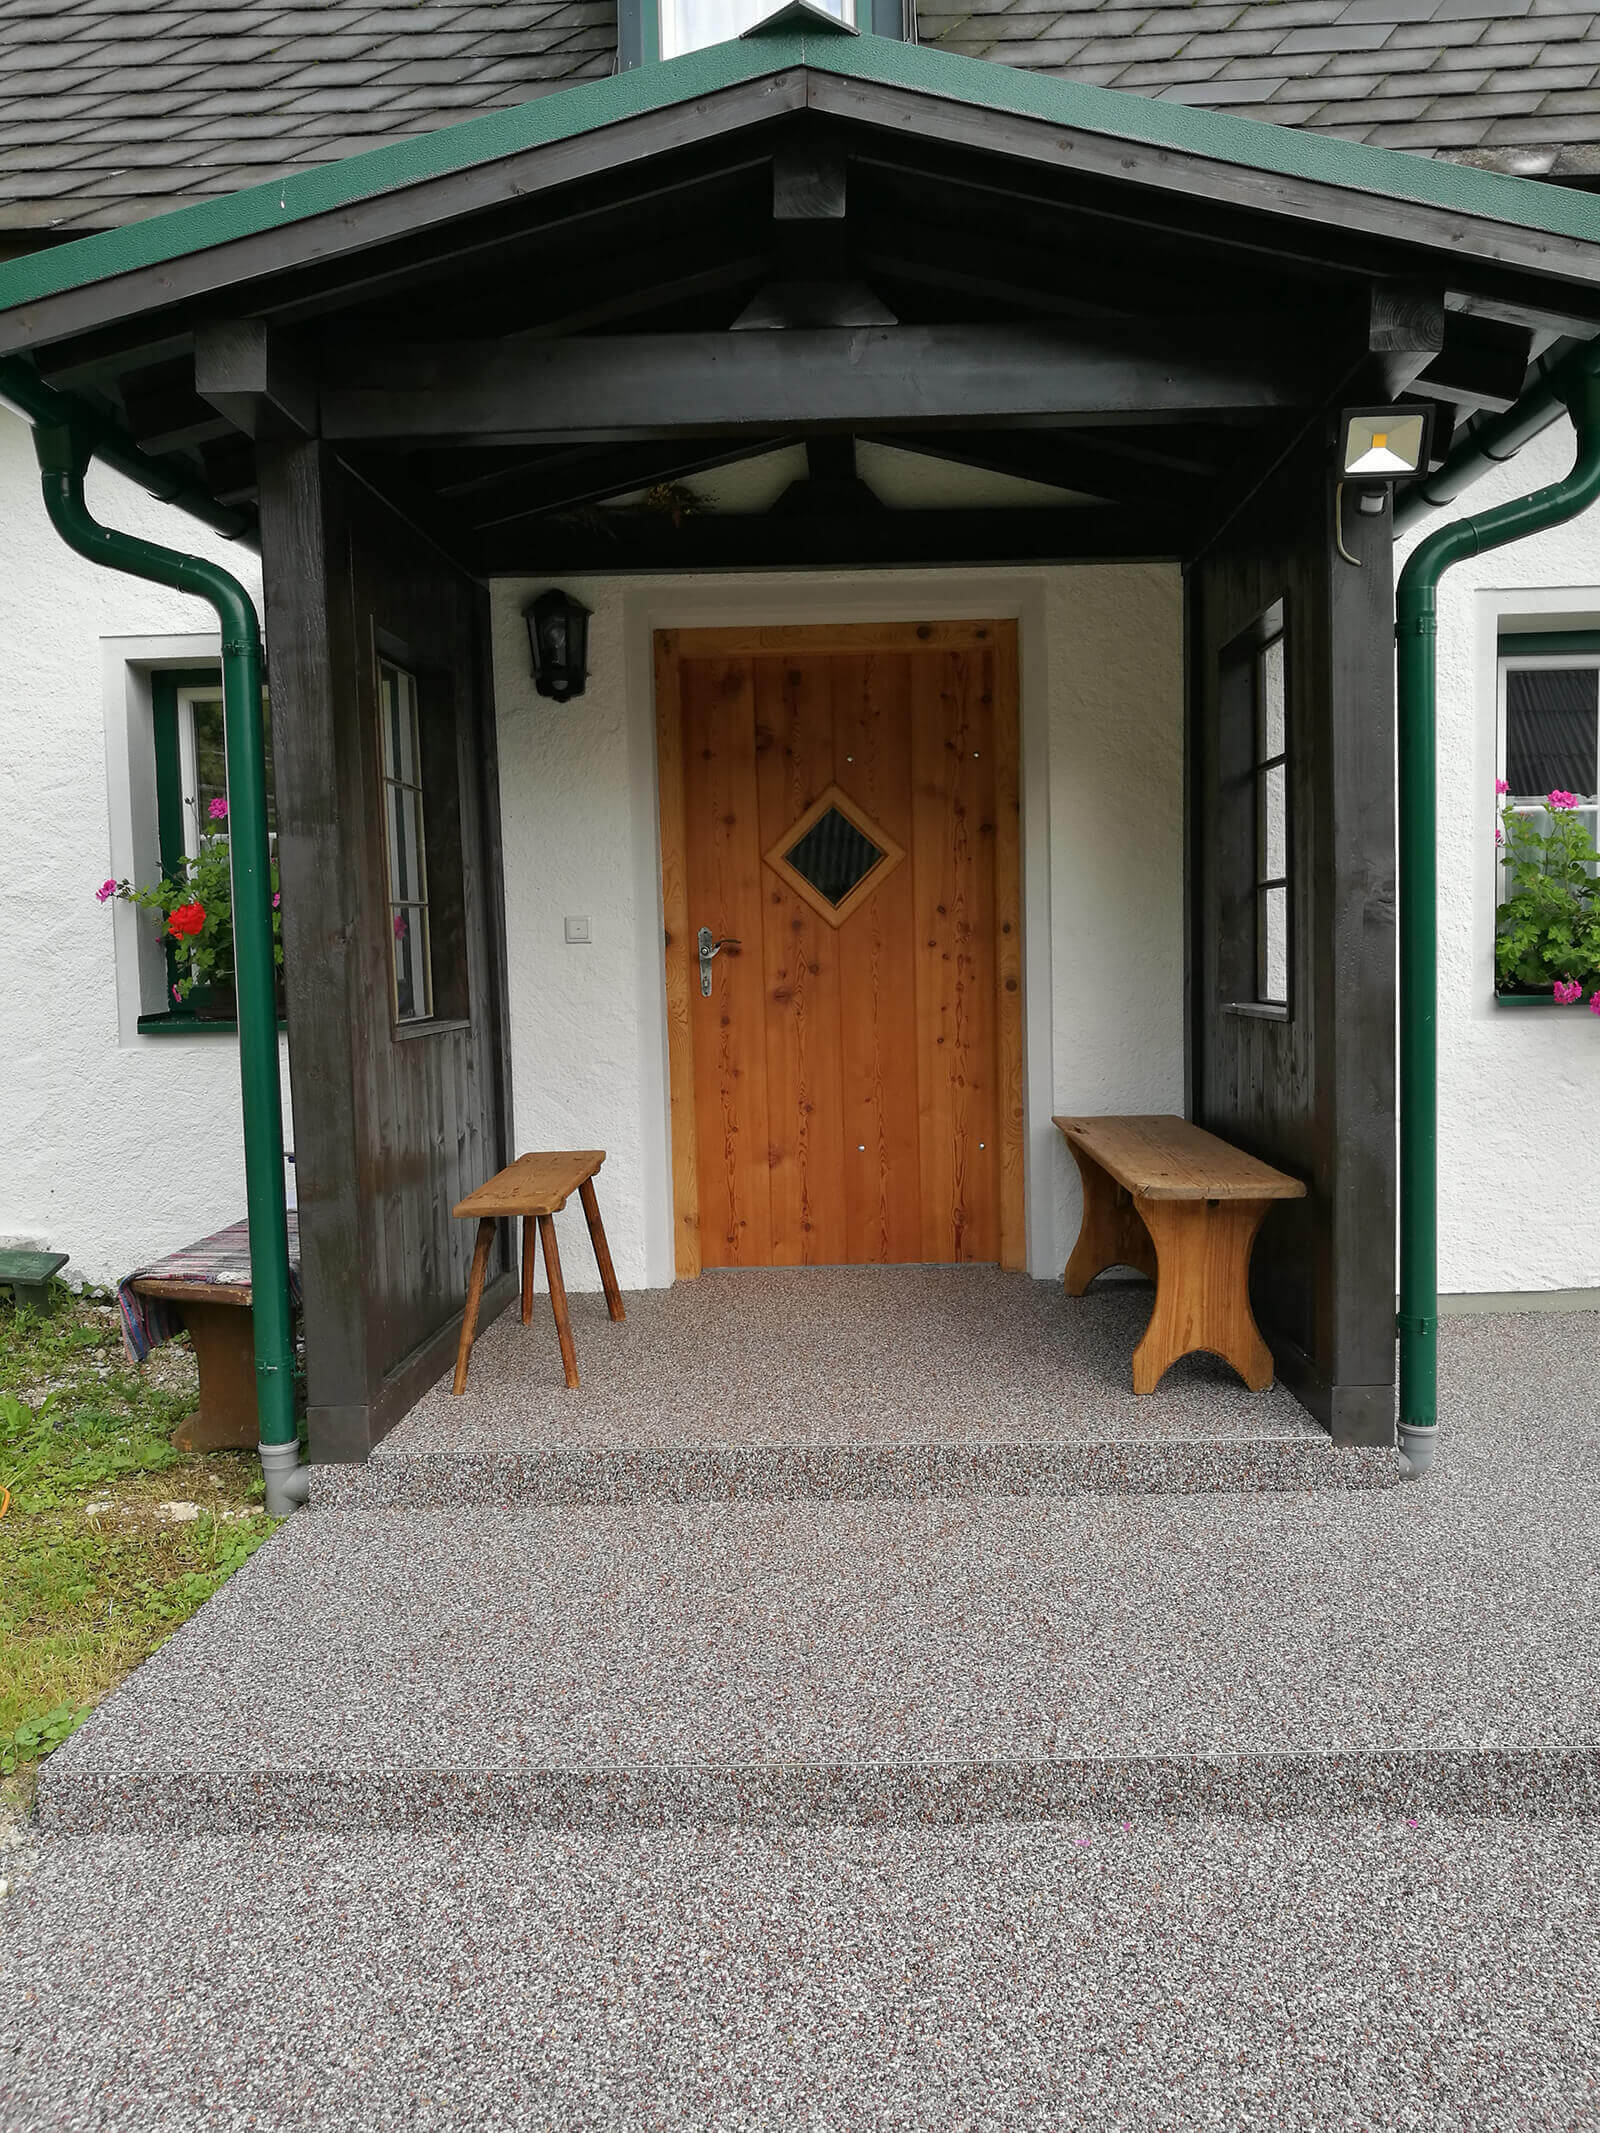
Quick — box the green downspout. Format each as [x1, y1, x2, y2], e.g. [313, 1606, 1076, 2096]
[28, 419, 306, 1512]
[1393, 354, 1600, 1477]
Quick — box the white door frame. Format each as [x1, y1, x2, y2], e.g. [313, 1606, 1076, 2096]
[621, 570, 1056, 1285]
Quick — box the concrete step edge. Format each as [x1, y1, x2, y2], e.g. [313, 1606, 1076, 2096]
[38, 1745, 1599, 1835]
[312, 1440, 1400, 1508]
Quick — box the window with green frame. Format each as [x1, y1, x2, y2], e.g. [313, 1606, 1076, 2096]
[144, 669, 278, 1026]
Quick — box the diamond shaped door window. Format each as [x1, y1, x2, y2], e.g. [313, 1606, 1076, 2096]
[764, 783, 905, 928]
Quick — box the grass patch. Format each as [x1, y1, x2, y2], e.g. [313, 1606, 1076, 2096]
[0, 1284, 277, 1808]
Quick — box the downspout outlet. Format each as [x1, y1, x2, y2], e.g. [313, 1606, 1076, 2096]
[1396, 1424, 1438, 1481]
[259, 1438, 312, 1514]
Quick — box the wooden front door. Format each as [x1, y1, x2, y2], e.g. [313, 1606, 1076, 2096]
[656, 621, 1023, 1276]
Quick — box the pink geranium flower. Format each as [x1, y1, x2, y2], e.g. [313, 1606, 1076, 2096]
[1548, 790, 1580, 812]
[208, 796, 229, 821]
[1591, 991, 1600, 1018]
[1554, 979, 1583, 1004]
[94, 878, 118, 904]
[272, 892, 281, 909]
[1495, 778, 1509, 795]
[171, 984, 181, 1003]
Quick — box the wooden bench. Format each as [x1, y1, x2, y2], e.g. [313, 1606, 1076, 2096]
[1054, 1114, 1305, 1395]
[452, 1151, 624, 1394]
[124, 1214, 302, 1452]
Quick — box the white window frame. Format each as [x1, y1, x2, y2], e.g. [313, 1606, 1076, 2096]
[1495, 649, 1600, 899]
[658, 0, 853, 59]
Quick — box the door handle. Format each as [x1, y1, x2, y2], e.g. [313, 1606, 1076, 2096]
[697, 925, 741, 997]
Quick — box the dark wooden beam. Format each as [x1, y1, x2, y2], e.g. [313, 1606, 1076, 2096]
[509, 254, 768, 340]
[197, 431, 260, 508]
[1366, 283, 1446, 395]
[194, 319, 318, 439]
[770, 433, 883, 513]
[773, 137, 846, 221]
[36, 326, 193, 394]
[730, 278, 896, 329]
[475, 501, 1191, 573]
[863, 426, 1224, 508]
[446, 435, 799, 528]
[117, 359, 236, 455]
[320, 324, 1311, 445]
[1408, 312, 1535, 416]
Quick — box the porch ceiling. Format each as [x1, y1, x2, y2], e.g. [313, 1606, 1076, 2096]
[4, 31, 1600, 573]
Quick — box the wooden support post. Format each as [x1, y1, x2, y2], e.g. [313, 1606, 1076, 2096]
[452, 1215, 496, 1396]
[538, 1213, 580, 1390]
[579, 1176, 625, 1322]
[521, 1214, 537, 1326]
[1131, 1197, 1274, 1395]
[1061, 1143, 1157, 1294]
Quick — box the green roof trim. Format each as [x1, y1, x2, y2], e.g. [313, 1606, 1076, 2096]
[2, 27, 1599, 321]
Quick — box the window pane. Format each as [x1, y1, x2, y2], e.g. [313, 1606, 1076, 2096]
[662, 0, 850, 55]
[188, 693, 277, 841]
[1258, 885, 1288, 1006]
[193, 697, 226, 824]
[1258, 636, 1286, 761]
[1259, 762, 1287, 882]
[784, 806, 886, 907]
[392, 908, 431, 1022]
[1505, 667, 1597, 797]
[384, 665, 421, 787]
[388, 782, 424, 905]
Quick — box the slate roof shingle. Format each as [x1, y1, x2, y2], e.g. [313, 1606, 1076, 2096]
[925, 0, 1600, 174]
[0, 0, 615, 229]
[0, 0, 1596, 233]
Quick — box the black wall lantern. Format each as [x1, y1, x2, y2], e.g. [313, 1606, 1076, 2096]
[524, 587, 591, 702]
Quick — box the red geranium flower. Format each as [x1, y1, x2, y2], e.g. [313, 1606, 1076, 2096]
[167, 902, 206, 940]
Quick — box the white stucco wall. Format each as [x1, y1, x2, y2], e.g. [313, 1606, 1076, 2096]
[1396, 414, 1600, 1300]
[490, 563, 1187, 1290]
[0, 408, 292, 1290]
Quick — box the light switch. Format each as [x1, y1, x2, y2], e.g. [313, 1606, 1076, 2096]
[564, 915, 592, 944]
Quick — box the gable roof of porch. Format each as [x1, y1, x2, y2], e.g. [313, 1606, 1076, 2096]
[1, 24, 1598, 572]
[1, 23, 1598, 328]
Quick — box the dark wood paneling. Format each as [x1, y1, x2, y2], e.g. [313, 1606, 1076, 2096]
[259, 442, 513, 1461]
[1186, 441, 1396, 1446]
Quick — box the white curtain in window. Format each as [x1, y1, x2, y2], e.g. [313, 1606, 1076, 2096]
[662, 0, 849, 58]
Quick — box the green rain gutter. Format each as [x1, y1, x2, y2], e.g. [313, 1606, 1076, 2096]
[1393, 349, 1600, 1478]
[11, 384, 305, 1513]
[1393, 341, 1586, 540]
[0, 352, 254, 546]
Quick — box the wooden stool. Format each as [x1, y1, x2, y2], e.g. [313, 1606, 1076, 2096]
[451, 1151, 624, 1394]
[1054, 1114, 1305, 1394]
[0, 1249, 68, 1315]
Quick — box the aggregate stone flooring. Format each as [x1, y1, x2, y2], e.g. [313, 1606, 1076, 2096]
[385, 1267, 1325, 1451]
[5, 1819, 1600, 2130]
[5, 1308, 1600, 2128]
[324, 1269, 1365, 1506]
